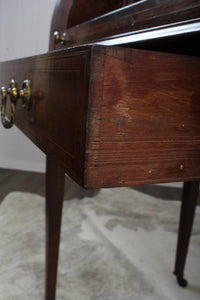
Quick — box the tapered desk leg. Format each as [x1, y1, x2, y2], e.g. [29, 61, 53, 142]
[45, 155, 65, 300]
[174, 181, 199, 287]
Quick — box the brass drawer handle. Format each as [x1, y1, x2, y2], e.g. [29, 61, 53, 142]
[53, 31, 66, 45]
[1, 79, 31, 129]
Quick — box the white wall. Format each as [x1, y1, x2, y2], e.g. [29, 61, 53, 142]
[0, 0, 57, 172]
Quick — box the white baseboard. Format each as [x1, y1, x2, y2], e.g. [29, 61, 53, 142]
[0, 159, 45, 173]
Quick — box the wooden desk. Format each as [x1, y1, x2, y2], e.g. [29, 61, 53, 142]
[0, 1, 200, 299]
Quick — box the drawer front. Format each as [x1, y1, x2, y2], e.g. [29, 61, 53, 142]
[0, 47, 91, 184]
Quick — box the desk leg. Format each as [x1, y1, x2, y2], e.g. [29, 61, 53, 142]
[45, 155, 65, 300]
[174, 181, 199, 287]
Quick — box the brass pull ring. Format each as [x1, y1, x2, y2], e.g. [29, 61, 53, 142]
[1, 79, 31, 129]
[53, 31, 66, 45]
[1, 85, 16, 128]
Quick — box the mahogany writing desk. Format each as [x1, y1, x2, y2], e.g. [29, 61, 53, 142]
[0, 1, 200, 299]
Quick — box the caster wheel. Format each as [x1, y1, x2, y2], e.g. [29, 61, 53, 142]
[176, 276, 188, 287]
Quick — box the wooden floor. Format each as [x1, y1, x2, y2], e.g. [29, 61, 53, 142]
[1, 168, 199, 205]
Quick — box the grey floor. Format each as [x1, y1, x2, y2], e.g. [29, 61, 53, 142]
[1, 167, 199, 204]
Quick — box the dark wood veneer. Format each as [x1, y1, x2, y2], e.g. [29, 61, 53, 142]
[45, 155, 65, 300]
[49, 0, 123, 49]
[0, 47, 91, 185]
[50, 0, 200, 50]
[1, 45, 199, 188]
[174, 181, 200, 286]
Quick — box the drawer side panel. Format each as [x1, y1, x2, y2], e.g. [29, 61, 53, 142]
[86, 46, 200, 188]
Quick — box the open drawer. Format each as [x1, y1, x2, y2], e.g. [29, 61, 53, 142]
[0, 45, 200, 188]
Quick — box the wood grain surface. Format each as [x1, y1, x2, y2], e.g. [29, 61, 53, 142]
[0, 47, 91, 185]
[1, 45, 200, 188]
[49, 0, 123, 49]
[49, 0, 200, 50]
[85, 46, 200, 188]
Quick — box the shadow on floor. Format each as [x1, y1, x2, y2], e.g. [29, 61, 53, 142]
[1, 168, 199, 204]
